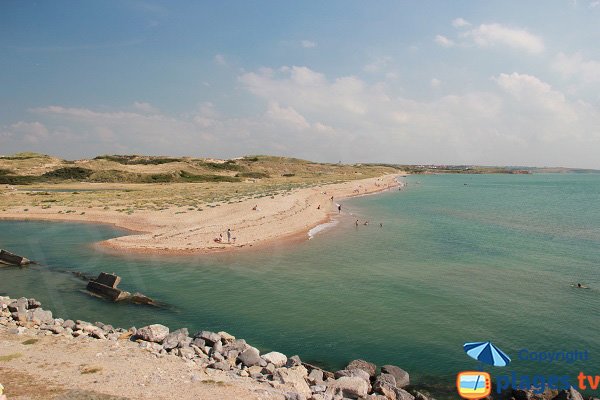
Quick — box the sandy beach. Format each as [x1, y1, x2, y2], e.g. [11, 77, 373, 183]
[0, 174, 400, 254]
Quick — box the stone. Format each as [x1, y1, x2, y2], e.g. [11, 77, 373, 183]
[374, 374, 397, 399]
[308, 368, 325, 385]
[191, 338, 206, 348]
[210, 361, 230, 371]
[334, 369, 371, 383]
[28, 298, 41, 309]
[347, 359, 377, 378]
[238, 347, 261, 367]
[327, 376, 370, 399]
[136, 324, 169, 343]
[211, 339, 223, 355]
[393, 387, 415, 400]
[273, 366, 312, 399]
[286, 355, 302, 367]
[218, 331, 236, 342]
[552, 387, 585, 400]
[177, 347, 195, 359]
[381, 365, 410, 388]
[26, 308, 53, 324]
[162, 328, 189, 350]
[262, 363, 276, 375]
[62, 320, 75, 329]
[284, 393, 306, 400]
[224, 338, 249, 353]
[196, 330, 221, 345]
[8, 298, 28, 313]
[0, 249, 30, 266]
[8, 326, 26, 335]
[311, 384, 327, 393]
[262, 351, 288, 367]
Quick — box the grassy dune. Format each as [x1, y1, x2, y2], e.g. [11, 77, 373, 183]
[0, 153, 399, 212]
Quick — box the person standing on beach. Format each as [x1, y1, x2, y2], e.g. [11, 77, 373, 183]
[227, 228, 231, 243]
[337, 204, 342, 213]
[355, 219, 359, 227]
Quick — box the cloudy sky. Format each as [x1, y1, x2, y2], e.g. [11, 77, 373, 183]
[2, 1, 600, 167]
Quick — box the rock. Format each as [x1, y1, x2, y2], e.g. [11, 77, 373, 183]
[374, 374, 397, 399]
[263, 351, 288, 367]
[224, 338, 249, 353]
[381, 365, 410, 388]
[238, 347, 261, 367]
[334, 369, 371, 383]
[262, 363, 276, 375]
[62, 320, 76, 329]
[28, 298, 41, 309]
[136, 324, 169, 343]
[311, 384, 327, 393]
[273, 366, 312, 399]
[308, 368, 325, 385]
[328, 376, 370, 399]
[552, 387, 585, 400]
[393, 387, 415, 400]
[196, 330, 221, 345]
[284, 393, 306, 400]
[218, 331, 235, 342]
[211, 339, 223, 355]
[162, 328, 189, 350]
[8, 298, 28, 313]
[49, 325, 65, 334]
[347, 359, 377, 378]
[191, 338, 206, 348]
[210, 361, 230, 371]
[90, 330, 106, 340]
[413, 392, 431, 400]
[286, 355, 302, 367]
[26, 308, 53, 324]
[248, 365, 263, 375]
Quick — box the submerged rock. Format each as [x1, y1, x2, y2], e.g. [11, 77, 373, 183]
[381, 365, 410, 388]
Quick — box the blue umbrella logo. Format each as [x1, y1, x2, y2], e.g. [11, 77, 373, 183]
[463, 341, 511, 367]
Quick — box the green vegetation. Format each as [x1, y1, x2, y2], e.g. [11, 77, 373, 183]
[237, 172, 270, 179]
[94, 155, 183, 165]
[22, 338, 39, 345]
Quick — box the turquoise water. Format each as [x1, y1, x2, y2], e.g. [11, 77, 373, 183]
[1, 173, 599, 398]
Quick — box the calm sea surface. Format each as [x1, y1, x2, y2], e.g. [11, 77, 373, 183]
[1, 173, 599, 397]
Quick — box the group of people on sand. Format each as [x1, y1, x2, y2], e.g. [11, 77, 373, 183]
[213, 228, 235, 244]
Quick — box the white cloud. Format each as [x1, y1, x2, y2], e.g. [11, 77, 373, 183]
[553, 52, 600, 83]
[133, 101, 159, 113]
[3, 65, 600, 167]
[300, 40, 317, 48]
[265, 102, 310, 130]
[214, 54, 227, 66]
[430, 78, 441, 88]
[434, 35, 455, 47]
[462, 23, 544, 54]
[590, 0, 600, 7]
[364, 56, 391, 73]
[452, 18, 471, 28]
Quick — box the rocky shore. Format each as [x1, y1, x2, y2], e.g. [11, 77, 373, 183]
[0, 295, 594, 400]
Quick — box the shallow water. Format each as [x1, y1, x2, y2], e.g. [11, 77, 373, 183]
[1, 173, 599, 398]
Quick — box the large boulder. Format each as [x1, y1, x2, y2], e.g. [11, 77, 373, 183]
[335, 368, 371, 383]
[136, 324, 169, 343]
[393, 387, 415, 400]
[262, 351, 288, 367]
[381, 365, 410, 388]
[237, 347, 261, 367]
[195, 330, 221, 345]
[8, 298, 29, 313]
[347, 359, 377, 378]
[328, 376, 370, 399]
[26, 308, 53, 324]
[273, 366, 311, 399]
[162, 328, 189, 350]
[374, 373, 397, 399]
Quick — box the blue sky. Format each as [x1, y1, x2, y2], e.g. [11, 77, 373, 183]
[2, 1, 600, 167]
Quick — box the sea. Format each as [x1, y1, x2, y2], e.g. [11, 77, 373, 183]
[1, 173, 599, 398]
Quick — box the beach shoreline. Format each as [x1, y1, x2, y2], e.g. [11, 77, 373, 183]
[0, 174, 402, 255]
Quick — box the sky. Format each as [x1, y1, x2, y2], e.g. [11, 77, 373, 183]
[1, 1, 600, 167]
